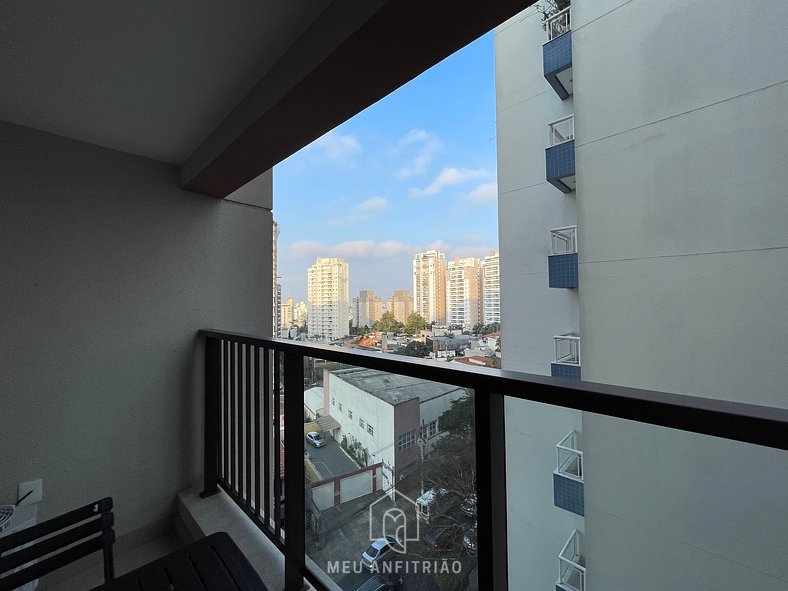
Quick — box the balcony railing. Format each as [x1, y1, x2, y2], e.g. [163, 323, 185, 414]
[546, 6, 571, 41]
[551, 225, 577, 255]
[554, 333, 580, 365]
[556, 430, 583, 480]
[557, 529, 585, 591]
[549, 114, 574, 147]
[198, 329, 788, 591]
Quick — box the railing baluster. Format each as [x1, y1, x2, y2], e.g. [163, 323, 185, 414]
[222, 340, 229, 485]
[263, 348, 271, 528]
[254, 346, 261, 519]
[230, 341, 236, 490]
[475, 389, 509, 591]
[273, 351, 282, 539]
[283, 350, 305, 591]
[245, 343, 252, 507]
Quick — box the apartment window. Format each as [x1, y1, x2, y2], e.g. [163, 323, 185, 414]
[348, 409, 353, 420]
[367, 423, 374, 436]
[359, 418, 365, 429]
[331, 397, 335, 406]
[428, 420, 438, 437]
[338, 402, 343, 412]
[398, 430, 416, 450]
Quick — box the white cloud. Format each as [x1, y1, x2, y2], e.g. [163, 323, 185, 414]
[410, 167, 490, 197]
[426, 239, 451, 252]
[311, 131, 363, 167]
[465, 182, 498, 207]
[395, 129, 443, 179]
[287, 239, 417, 261]
[329, 196, 389, 226]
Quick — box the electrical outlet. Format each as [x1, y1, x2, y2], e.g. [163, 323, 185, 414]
[18, 479, 42, 505]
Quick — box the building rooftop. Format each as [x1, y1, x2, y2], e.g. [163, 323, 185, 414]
[331, 367, 464, 405]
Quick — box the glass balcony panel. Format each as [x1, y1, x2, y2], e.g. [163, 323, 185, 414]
[303, 357, 478, 590]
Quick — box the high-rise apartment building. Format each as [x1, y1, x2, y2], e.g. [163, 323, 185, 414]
[280, 296, 294, 331]
[387, 290, 414, 324]
[446, 257, 483, 329]
[272, 220, 280, 337]
[352, 290, 383, 329]
[482, 251, 500, 325]
[412, 250, 447, 325]
[496, 1, 788, 589]
[307, 257, 349, 341]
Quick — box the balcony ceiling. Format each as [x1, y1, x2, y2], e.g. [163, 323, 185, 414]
[0, 0, 533, 197]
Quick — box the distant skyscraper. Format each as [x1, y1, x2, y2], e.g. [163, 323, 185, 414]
[446, 257, 483, 329]
[387, 290, 414, 324]
[353, 290, 383, 329]
[272, 221, 280, 337]
[412, 250, 447, 325]
[307, 257, 349, 341]
[482, 251, 500, 325]
[280, 296, 294, 330]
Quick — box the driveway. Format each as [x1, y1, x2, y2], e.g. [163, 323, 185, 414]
[306, 437, 359, 479]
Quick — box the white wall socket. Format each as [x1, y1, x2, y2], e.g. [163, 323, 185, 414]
[18, 479, 43, 505]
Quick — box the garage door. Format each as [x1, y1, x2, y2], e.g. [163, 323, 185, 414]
[311, 482, 334, 511]
[340, 471, 373, 504]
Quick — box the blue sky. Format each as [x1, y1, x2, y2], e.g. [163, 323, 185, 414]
[273, 32, 498, 304]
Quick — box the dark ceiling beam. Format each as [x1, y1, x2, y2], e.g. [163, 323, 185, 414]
[181, 0, 534, 198]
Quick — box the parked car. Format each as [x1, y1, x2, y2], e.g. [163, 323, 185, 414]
[361, 535, 400, 570]
[461, 494, 477, 517]
[423, 523, 464, 551]
[305, 431, 325, 448]
[356, 574, 403, 591]
[463, 523, 477, 556]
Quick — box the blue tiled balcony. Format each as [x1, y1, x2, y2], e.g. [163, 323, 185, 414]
[551, 363, 581, 379]
[554, 472, 584, 516]
[549, 252, 578, 288]
[546, 139, 575, 193]
[544, 30, 573, 100]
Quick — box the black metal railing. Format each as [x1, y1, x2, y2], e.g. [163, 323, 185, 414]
[199, 329, 788, 591]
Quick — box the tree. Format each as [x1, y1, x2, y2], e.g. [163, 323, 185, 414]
[472, 322, 485, 336]
[404, 312, 428, 335]
[392, 340, 431, 358]
[373, 311, 403, 333]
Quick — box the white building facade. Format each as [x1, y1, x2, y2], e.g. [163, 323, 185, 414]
[482, 251, 501, 325]
[496, 1, 788, 590]
[323, 368, 465, 492]
[307, 257, 349, 341]
[446, 257, 483, 329]
[412, 250, 447, 325]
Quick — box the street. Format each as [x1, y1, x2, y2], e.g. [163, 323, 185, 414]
[306, 436, 360, 479]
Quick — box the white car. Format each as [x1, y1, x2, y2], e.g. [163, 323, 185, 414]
[306, 431, 326, 448]
[361, 535, 400, 570]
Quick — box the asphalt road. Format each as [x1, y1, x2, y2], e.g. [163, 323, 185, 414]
[306, 437, 360, 479]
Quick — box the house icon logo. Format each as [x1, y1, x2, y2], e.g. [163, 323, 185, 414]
[369, 490, 420, 554]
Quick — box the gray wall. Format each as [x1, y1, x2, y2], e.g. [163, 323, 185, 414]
[495, 7, 584, 589]
[0, 121, 272, 539]
[572, 0, 788, 588]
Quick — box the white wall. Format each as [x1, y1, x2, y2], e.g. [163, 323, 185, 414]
[572, 0, 788, 588]
[0, 121, 272, 541]
[495, 7, 585, 589]
[327, 374, 395, 480]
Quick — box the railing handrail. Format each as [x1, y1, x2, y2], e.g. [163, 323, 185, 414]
[554, 334, 580, 342]
[558, 529, 585, 571]
[546, 6, 571, 41]
[199, 329, 788, 452]
[550, 225, 578, 234]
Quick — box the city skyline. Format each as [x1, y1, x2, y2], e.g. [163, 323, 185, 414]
[273, 32, 498, 304]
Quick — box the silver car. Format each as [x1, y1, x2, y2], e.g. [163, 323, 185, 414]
[306, 431, 326, 448]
